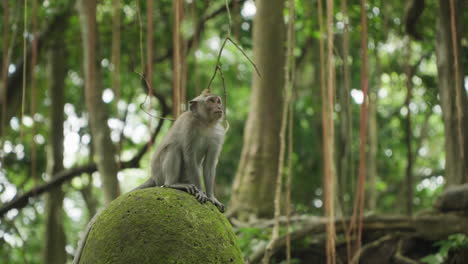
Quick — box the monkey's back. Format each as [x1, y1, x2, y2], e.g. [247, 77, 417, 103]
[150, 112, 198, 185]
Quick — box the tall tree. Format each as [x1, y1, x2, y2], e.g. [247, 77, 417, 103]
[78, 0, 120, 204]
[435, 0, 468, 185]
[44, 22, 67, 264]
[229, 0, 285, 219]
[1, 0, 10, 138]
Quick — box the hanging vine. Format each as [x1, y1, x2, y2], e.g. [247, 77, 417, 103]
[285, 4, 296, 260]
[191, 2, 200, 94]
[348, 0, 369, 261]
[324, 0, 337, 262]
[112, 0, 122, 167]
[30, 0, 39, 185]
[20, 0, 28, 138]
[173, 0, 182, 117]
[111, 0, 121, 102]
[146, 0, 155, 147]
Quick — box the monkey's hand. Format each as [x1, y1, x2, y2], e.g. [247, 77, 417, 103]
[208, 196, 225, 213]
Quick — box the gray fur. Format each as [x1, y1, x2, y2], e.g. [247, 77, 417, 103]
[136, 92, 225, 210]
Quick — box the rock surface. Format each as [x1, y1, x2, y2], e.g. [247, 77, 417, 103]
[79, 187, 243, 264]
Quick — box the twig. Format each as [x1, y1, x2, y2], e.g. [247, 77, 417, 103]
[216, 65, 231, 132]
[207, 37, 261, 91]
[135, 70, 175, 121]
[216, 65, 227, 116]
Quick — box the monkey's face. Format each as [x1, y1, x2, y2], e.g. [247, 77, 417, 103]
[190, 94, 223, 122]
[205, 95, 223, 121]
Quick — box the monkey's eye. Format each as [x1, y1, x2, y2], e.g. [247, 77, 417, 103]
[217, 98, 221, 104]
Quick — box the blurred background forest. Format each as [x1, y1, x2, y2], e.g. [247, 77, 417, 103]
[0, 0, 467, 263]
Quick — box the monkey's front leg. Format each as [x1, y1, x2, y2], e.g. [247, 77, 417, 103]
[204, 147, 225, 213]
[161, 148, 207, 203]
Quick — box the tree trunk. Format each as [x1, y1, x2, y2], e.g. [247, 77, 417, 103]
[78, 0, 120, 204]
[44, 24, 67, 264]
[1, 0, 10, 137]
[435, 0, 468, 185]
[229, 0, 285, 220]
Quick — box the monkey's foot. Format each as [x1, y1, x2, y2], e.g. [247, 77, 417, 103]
[209, 196, 225, 213]
[163, 184, 207, 203]
[195, 191, 208, 203]
[163, 183, 197, 195]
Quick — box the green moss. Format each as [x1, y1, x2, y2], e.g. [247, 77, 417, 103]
[79, 188, 243, 264]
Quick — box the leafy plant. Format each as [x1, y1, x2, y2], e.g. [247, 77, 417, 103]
[236, 227, 271, 256]
[421, 234, 468, 264]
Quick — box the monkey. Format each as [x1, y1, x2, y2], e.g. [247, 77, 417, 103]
[73, 90, 225, 264]
[135, 89, 226, 211]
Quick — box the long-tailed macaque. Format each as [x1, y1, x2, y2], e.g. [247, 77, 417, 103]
[73, 91, 225, 264]
[135, 90, 226, 211]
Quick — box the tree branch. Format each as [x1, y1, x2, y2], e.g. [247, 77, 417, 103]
[0, 92, 169, 218]
[0, 163, 96, 217]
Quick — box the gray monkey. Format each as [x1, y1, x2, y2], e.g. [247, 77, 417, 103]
[135, 90, 226, 211]
[73, 91, 225, 264]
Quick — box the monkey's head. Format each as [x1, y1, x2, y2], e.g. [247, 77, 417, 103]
[189, 92, 223, 123]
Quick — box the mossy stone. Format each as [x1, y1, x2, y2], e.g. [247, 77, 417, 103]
[79, 188, 243, 264]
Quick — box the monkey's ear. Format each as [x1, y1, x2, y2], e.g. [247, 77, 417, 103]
[189, 100, 197, 112]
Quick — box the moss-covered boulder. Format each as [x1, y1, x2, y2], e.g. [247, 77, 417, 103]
[79, 188, 243, 264]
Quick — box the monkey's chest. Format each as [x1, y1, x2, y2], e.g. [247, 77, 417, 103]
[190, 138, 209, 163]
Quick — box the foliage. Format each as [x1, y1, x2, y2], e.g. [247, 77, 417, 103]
[236, 226, 270, 256]
[421, 234, 468, 264]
